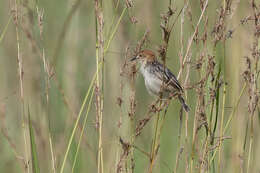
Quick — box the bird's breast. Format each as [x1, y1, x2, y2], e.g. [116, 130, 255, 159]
[140, 64, 162, 96]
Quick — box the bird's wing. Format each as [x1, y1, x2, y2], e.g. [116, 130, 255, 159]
[153, 61, 183, 92]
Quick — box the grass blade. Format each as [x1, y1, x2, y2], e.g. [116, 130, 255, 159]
[28, 107, 40, 173]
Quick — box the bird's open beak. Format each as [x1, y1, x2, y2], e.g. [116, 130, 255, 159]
[130, 56, 138, 61]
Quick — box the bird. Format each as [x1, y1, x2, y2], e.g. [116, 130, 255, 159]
[130, 49, 190, 112]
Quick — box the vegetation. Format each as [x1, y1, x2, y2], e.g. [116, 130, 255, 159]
[0, 0, 259, 172]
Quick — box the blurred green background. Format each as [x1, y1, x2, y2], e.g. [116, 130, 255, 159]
[0, 0, 259, 173]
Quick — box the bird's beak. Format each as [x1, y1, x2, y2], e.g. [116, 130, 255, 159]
[130, 55, 138, 61]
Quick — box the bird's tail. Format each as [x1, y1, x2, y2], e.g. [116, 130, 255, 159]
[178, 95, 190, 112]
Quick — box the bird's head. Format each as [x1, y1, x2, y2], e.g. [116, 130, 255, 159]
[130, 49, 156, 64]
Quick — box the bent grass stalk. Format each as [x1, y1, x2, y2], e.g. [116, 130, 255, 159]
[223, 83, 246, 133]
[104, 7, 127, 54]
[60, 73, 97, 173]
[209, 83, 247, 166]
[106, 0, 121, 40]
[72, 88, 95, 172]
[177, 0, 209, 80]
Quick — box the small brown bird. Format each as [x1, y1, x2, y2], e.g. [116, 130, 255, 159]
[131, 49, 190, 112]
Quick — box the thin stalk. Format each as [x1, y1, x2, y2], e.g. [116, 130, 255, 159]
[218, 83, 226, 172]
[246, 116, 254, 173]
[218, 37, 226, 173]
[129, 90, 136, 172]
[174, 109, 184, 173]
[96, 48, 104, 173]
[49, 136, 56, 173]
[44, 64, 57, 173]
[14, 0, 30, 172]
[182, 3, 209, 170]
[94, 2, 126, 172]
[209, 83, 246, 166]
[104, 7, 127, 54]
[190, 97, 200, 173]
[190, 54, 206, 173]
[157, 106, 168, 143]
[199, 137, 209, 172]
[106, 0, 120, 38]
[208, 65, 221, 173]
[210, 65, 221, 143]
[223, 83, 246, 133]
[177, 0, 209, 80]
[130, 119, 135, 172]
[148, 102, 168, 173]
[59, 73, 97, 173]
[148, 101, 162, 173]
[72, 88, 95, 172]
[0, 15, 12, 43]
[95, 1, 104, 172]
[148, 111, 160, 173]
